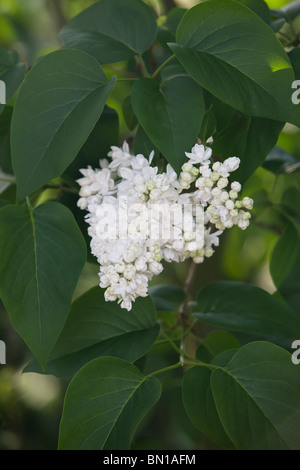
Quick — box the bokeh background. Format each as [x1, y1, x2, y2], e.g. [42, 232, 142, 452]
[0, 0, 299, 450]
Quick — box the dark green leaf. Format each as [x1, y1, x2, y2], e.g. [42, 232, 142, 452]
[25, 287, 159, 379]
[289, 48, 300, 79]
[157, 8, 187, 51]
[195, 281, 300, 345]
[281, 187, 300, 216]
[149, 285, 185, 312]
[203, 92, 236, 131]
[279, 264, 300, 315]
[196, 330, 240, 363]
[183, 365, 235, 449]
[211, 341, 300, 449]
[64, 105, 119, 183]
[0, 200, 9, 208]
[164, 8, 187, 36]
[235, 0, 272, 23]
[271, 221, 300, 288]
[0, 182, 16, 202]
[58, 357, 162, 449]
[270, 17, 286, 32]
[199, 106, 217, 144]
[0, 202, 86, 367]
[270, 8, 287, 19]
[123, 96, 137, 131]
[60, 0, 157, 64]
[212, 348, 240, 367]
[170, 0, 294, 122]
[159, 61, 187, 82]
[167, 386, 204, 445]
[132, 76, 204, 173]
[281, 0, 300, 21]
[58, 192, 95, 264]
[133, 126, 160, 165]
[11, 49, 116, 200]
[212, 114, 284, 182]
[263, 146, 300, 174]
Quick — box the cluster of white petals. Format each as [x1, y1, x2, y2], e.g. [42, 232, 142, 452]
[77, 141, 253, 311]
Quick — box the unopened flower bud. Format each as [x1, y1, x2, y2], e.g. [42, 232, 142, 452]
[180, 171, 194, 183]
[205, 248, 214, 257]
[146, 180, 156, 191]
[229, 190, 238, 199]
[212, 161, 221, 171]
[242, 197, 253, 210]
[212, 187, 221, 196]
[210, 171, 220, 182]
[205, 178, 214, 188]
[217, 177, 228, 189]
[180, 180, 190, 189]
[231, 181, 242, 192]
[220, 191, 229, 202]
[190, 166, 199, 176]
[182, 162, 193, 172]
[124, 264, 136, 280]
[225, 199, 235, 210]
[115, 262, 125, 273]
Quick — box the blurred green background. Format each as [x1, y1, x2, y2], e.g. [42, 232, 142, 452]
[0, 0, 299, 450]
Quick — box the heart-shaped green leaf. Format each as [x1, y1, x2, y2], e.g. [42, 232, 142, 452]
[211, 342, 300, 449]
[0, 202, 86, 367]
[25, 288, 159, 379]
[169, 0, 295, 123]
[132, 76, 204, 172]
[194, 281, 300, 346]
[184, 341, 300, 449]
[271, 220, 300, 288]
[60, 0, 157, 64]
[58, 357, 162, 449]
[11, 49, 116, 200]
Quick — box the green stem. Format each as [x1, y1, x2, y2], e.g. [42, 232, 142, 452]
[0, 178, 15, 184]
[26, 196, 33, 212]
[148, 359, 220, 378]
[43, 183, 78, 194]
[117, 77, 139, 82]
[178, 260, 199, 362]
[151, 54, 176, 79]
[148, 362, 183, 377]
[154, 338, 180, 347]
[159, 330, 181, 355]
[184, 360, 220, 371]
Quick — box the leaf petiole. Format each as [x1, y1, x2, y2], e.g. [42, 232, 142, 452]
[151, 54, 176, 79]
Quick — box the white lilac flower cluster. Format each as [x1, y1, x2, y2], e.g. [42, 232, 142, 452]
[77, 142, 253, 311]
